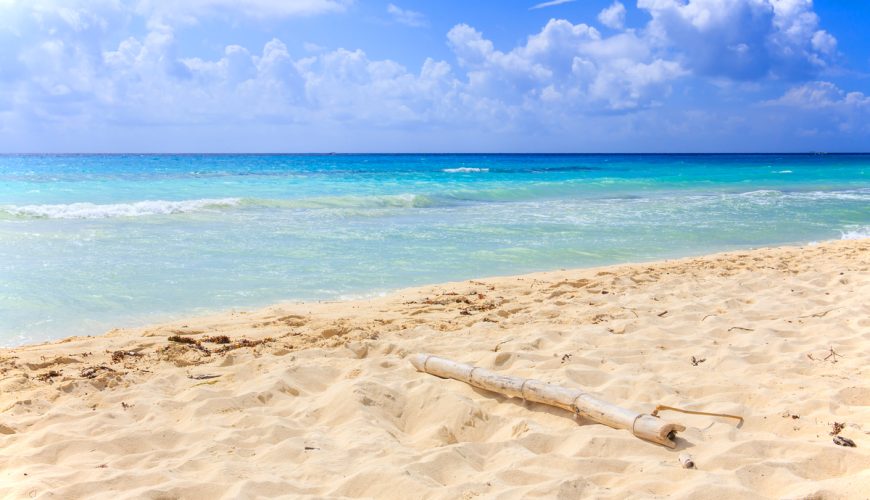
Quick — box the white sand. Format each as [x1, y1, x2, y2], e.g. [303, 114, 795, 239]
[1, 240, 868, 499]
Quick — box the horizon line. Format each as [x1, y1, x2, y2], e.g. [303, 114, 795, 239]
[1, 152, 867, 156]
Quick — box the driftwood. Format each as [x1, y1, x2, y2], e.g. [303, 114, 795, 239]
[410, 353, 686, 448]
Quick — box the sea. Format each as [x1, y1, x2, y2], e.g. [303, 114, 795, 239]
[1, 154, 868, 346]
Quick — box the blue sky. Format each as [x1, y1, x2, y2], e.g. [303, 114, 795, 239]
[1, 0, 868, 152]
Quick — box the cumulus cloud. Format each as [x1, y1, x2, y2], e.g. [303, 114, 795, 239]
[598, 2, 626, 30]
[766, 81, 870, 109]
[387, 3, 426, 27]
[637, 0, 837, 80]
[447, 19, 685, 111]
[0, 0, 859, 150]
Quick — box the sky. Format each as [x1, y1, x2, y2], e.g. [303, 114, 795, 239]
[0, 0, 869, 153]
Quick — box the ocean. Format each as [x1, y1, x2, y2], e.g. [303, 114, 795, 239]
[1, 154, 868, 346]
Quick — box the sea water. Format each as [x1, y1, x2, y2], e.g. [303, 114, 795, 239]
[1, 154, 868, 345]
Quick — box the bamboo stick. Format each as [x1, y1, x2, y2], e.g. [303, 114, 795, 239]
[410, 353, 686, 448]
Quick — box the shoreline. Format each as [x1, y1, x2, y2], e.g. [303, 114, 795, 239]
[1, 239, 868, 498]
[6, 236, 865, 350]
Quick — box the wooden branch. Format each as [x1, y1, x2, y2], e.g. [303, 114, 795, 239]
[410, 353, 685, 448]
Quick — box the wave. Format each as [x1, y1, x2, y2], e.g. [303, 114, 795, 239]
[841, 226, 870, 240]
[0, 198, 241, 219]
[526, 165, 602, 173]
[736, 188, 869, 201]
[443, 165, 601, 174]
[442, 167, 489, 173]
[0, 195, 438, 219]
[248, 193, 437, 209]
[3, 186, 867, 220]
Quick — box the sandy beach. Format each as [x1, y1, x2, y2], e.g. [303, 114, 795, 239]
[1, 239, 868, 499]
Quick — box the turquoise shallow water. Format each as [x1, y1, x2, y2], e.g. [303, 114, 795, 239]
[1, 154, 868, 346]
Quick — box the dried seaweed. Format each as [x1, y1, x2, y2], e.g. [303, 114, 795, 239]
[111, 350, 142, 363]
[833, 436, 856, 447]
[202, 335, 231, 344]
[81, 366, 116, 379]
[213, 337, 274, 354]
[36, 370, 62, 382]
[167, 335, 199, 345]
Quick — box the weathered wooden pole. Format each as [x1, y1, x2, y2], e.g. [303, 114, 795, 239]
[410, 353, 685, 448]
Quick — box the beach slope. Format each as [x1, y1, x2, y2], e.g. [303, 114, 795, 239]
[1, 240, 869, 499]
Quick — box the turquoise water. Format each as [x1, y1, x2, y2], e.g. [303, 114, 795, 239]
[1, 154, 868, 346]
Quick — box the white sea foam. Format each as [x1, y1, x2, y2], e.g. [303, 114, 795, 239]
[840, 226, 870, 240]
[2, 198, 241, 219]
[775, 170, 793, 174]
[442, 167, 489, 173]
[262, 193, 437, 209]
[739, 189, 782, 197]
[736, 189, 869, 202]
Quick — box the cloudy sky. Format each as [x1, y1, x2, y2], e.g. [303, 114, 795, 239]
[1, 0, 868, 152]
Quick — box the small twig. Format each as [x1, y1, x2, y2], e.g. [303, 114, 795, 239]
[652, 405, 743, 426]
[728, 326, 754, 332]
[493, 338, 513, 352]
[807, 347, 843, 363]
[823, 347, 843, 362]
[798, 308, 839, 319]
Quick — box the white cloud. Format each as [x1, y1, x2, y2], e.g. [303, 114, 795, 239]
[811, 30, 836, 54]
[766, 81, 870, 109]
[637, 0, 837, 80]
[135, 0, 352, 22]
[387, 3, 426, 27]
[529, 0, 575, 10]
[0, 0, 860, 151]
[447, 19, 685, 111]
[597, 1, 626, 30]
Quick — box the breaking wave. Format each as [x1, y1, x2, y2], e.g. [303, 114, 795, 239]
[3, 186, 867, 220]
[442, 167, 489, 173]
[841, 226, 870, 240]
[1, 198, 242, 219]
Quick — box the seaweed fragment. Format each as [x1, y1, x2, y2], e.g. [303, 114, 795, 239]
[168, 335, 198, 345]
[166, 335, 212, 355]
[36, 370, 62, 382]
[111, 350, 142, 363]
[213, 337, 274, 354]
[833, 436, 856, 448]
[81, 366, 116, 379]
[203, 335, 231, 344]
